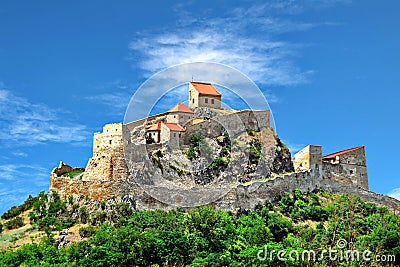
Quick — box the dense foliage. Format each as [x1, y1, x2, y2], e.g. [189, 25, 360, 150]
[1, 194, 38, 220]
[0, 189, 399, 266]
[3, 216, 24, 230]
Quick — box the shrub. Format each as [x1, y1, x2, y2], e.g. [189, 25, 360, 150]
[155, 150, 163, 158]
[187, 134, 206, 160]
[1, 194, 40, 220]
[67, 195, 74, 205]
[246, 128, 257, 136]
[249, 140, 262, 164]
[0, 222, 3, 233]
[79, 226, 97, 238]
[100, 201, 106, 210]
[79, 207, 89, 224]
[210, 157, 228, 170]
[5, 216, 24, 230]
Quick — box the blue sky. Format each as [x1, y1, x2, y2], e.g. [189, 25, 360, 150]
[1, 0, 400, 214]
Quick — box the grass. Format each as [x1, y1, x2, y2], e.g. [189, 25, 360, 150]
[62, 170, 84, 179]
[0, 210, 41, 250]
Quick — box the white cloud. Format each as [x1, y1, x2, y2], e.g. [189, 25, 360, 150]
[0, 163, 50, 214]
[388, 188, 400, 200]
[0, 164, 48, 181]
[128, 3, 322, 87]
[0, 89, 91, 146]
[86, 92, 131, 114]
[261, 0, 351, 14]
[84, 80, 136, 117]
[12, 151, 27, 157]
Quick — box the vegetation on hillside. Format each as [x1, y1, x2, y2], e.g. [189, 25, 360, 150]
[0, 189, 399, 266]
[1, 194, 39, 220]
[61, 169, 84, 179]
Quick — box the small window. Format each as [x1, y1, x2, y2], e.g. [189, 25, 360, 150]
[350, 170, 354, 175]
[173, 133, 176, 137]
[174, 115, 176, 118]
[211, 99, 215, 104]
[192, 98, 195, 103]
[205, 98, 208, 103]
[179, 133, 181, 137]
[109, 140, 112, 144]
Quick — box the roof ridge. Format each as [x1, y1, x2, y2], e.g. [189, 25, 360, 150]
[167, 103, 194, 114]
[323, 146, 364, 159]
[190, 82, 221, 96]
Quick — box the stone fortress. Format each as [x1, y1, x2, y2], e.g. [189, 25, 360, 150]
[50, 82, 400, 212]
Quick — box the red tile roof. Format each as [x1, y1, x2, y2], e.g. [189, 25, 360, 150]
[322, 146, 364, 160]
[190, 82, 221, 96]
[147, 122, 161, 131]
[163, 123, 186, 132]
[168, 103, 194, 114]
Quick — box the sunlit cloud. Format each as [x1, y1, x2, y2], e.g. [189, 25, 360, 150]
[0, 89, 91, 146]
[128, 3, 322, 87]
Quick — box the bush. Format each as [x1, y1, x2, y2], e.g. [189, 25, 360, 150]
[31, 191, 75, 231]
[1, 194, 40, 220]
[249, 140, 262, 164]
[246, 128, 257, 136]
[0, 222, 3, 233]
[210, 157, 228, 170]
[79, 226, 97, 238]
[100, 201, 106, 210]
[5, 216, 24, 230]
[79, 207, 89, 224]
[187, 134, 206, 160]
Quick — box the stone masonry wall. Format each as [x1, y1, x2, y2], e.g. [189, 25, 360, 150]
[50, 121, 399, 213]
[322, 147, 368, 190]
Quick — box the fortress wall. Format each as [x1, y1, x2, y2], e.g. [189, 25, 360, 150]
[337, 147, 367, 166]
[233, 110, 270, 131]
[215, 171, 318, 210]
[50, 176, 123, 201]
[214, 170, 399, 213]
[183, 110, 271, 144]
[320, 178, 399, 213]
[322, 162, 368, 190]
[183, 119, 223, 144]
[252, 110, 270, 129]
[51, 161, 400, 213]
[51, 162, 75, 177]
